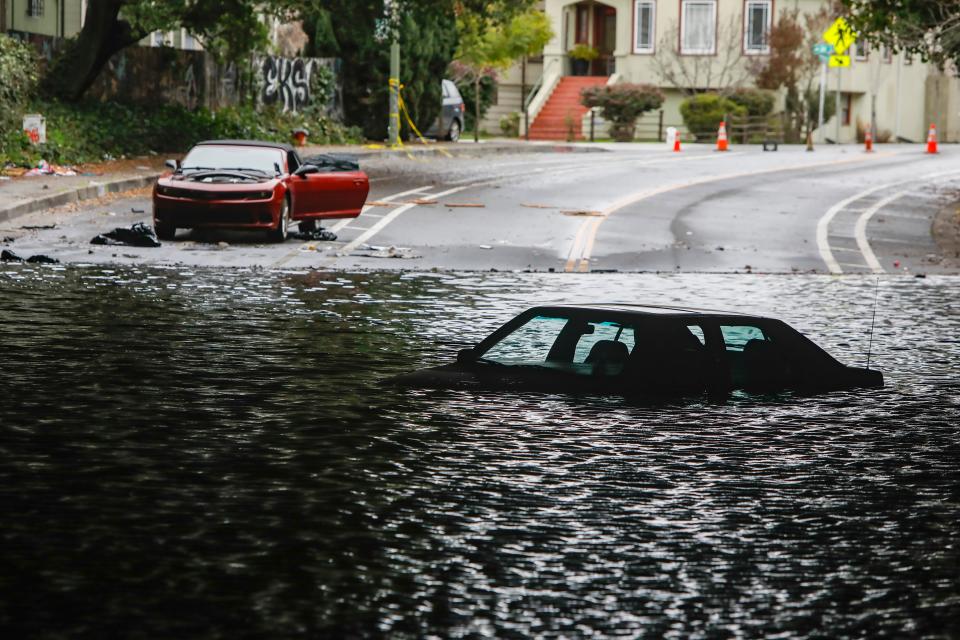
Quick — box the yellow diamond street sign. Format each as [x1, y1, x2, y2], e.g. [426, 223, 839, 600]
[828, 54, 851, 68]
[823, 17, 856, 55]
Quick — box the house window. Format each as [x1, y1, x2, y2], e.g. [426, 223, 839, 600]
[855, 40, 870, 61]
[681, 0, 717, 55]
[904, 52, 913, 65]
[634, 1, 656, 54]
[744, 0, 771, 54]
[842, 93, 852, 126]
[26, 0, 43, 17]
[882, 45, 892, 63]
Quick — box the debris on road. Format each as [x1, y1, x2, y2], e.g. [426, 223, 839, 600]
[479, 244, 493, 250]
[521, 203, 558, 209]
[90, 222, 161, 247]
[291, 228, 338, 242]
[561, 210, 603, 217]
[20, 224, 57, 230]
[22, 160, 77, 177]
[352, 244, 421, 259]
[2, 249, 59, 263]
[445, 203, 486, 208]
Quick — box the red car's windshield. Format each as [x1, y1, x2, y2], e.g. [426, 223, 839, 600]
[181, 145, 286, 174]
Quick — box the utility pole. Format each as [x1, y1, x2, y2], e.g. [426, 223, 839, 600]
[388, 41, 400, 146]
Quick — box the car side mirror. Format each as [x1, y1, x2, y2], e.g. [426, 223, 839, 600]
[456, 348, 476, 364]
[165, 159, 180, 171]
[295, 164, 319, 178]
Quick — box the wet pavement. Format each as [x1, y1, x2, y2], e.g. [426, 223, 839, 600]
[1, 265, 958, 637]
[3, 144, 959, 275]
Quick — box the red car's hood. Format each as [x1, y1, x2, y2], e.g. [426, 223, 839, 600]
[157, 174, 282, 191]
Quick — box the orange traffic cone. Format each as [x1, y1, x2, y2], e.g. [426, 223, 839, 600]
[926, 123, 938, 154]
[864, 127, 873, 152]
[673, 134, 681, 152]
[716, 121, 728, 151]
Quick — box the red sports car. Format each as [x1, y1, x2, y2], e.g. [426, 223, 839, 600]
[152, 140, 370, 241]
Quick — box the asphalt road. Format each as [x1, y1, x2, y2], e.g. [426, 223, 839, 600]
[4, 143, 959, 274]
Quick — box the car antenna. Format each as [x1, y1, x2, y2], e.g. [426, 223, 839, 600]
[866, 277, 880, 370]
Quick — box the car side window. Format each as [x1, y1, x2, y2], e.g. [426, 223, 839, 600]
[483, 316, 568, 365]
[287, 151, 300, 173]
[720, 325, 767, 351]
[573, 322, 635, 364]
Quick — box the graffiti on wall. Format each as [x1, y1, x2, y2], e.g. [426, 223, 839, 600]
[257, 56, 338, 114]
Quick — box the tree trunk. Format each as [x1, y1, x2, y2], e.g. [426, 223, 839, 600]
[41, 0, 144, 101]
[474, 74, 480, 143]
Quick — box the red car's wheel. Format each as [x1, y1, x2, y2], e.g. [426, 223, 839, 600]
[270, 197, 291, 243]
[155, 222, 176, 241]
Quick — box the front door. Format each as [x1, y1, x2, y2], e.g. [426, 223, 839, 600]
[592, 5, 617, 75]
[289, 171, 370, 220]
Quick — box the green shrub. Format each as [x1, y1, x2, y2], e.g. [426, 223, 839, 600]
[499, 112, 520, 137]
[0, 35, 39, 159]
[2, 100, 362, 167]
[581, 83, 664, 142]
[727, 88, 775, 117]
[679, 93, 747, 140]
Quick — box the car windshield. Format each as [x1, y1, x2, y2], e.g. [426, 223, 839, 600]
[180, 146, 285, 174]
[479, 314, 638, 376]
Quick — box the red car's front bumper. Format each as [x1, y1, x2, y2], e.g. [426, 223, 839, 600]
[153, 188, 283, 230]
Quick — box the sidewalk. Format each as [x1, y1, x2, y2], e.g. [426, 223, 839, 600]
[0, 157, 167, 225]
[0, 139, 592, 226]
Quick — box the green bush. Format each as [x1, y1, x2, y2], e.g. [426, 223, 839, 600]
[2, 100, 362, 167]
[0, 35, 39, 159]
[581, 83, 664, 142]
[679, 93, 747, 140]
[727, 88, 775, 117]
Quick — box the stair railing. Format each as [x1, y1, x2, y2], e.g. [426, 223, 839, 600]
[523, 57, 561, 139]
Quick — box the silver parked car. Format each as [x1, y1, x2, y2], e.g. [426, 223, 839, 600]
[425, 79, 464, 142]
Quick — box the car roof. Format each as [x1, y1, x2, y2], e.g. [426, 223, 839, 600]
[531, 303, 761, 319]
[196, 139, 294, 153]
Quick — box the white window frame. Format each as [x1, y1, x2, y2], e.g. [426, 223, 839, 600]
[680, 0, 717, 55]
[743, 0, 771, 55]
[634, 0, 656, 54]
[855, 40, 869, 61]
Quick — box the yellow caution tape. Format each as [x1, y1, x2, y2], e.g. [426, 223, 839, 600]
[389, 79, 452, 158]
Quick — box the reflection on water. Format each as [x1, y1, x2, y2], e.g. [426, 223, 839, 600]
[1, 266, 958, 638]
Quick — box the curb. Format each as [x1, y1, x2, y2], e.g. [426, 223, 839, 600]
[0, 173, 161, 225]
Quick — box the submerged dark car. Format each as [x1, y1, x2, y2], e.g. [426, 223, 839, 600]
[390, 304, 884, 396]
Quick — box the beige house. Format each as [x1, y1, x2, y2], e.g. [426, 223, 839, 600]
[2, 0, 203, 50]
[489, 0, 960, 142]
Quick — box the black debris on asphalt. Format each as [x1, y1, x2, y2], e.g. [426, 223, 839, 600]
[2, 249, 59, 264]
[91, 222, 162, 248]
[20, 224, 56, 230]
[291, 228, 338, 242]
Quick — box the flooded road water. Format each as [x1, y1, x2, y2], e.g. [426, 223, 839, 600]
[1, 266, 958, 638]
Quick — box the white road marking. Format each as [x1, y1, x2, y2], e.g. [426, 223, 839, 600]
[568, 152, 899, 273]
[854, 191, 906, 273]
[819, 169, 960, 274]
[272, 185, 433, 267]
[329, 185, 433, 233]
[337, 185, 469, 255]
[816, 184, 892, 274]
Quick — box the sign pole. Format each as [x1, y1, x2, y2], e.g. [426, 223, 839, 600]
[818, 60, 827, 143]
[835, 66, 841, 143]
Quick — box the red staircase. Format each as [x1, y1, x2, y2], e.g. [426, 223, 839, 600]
[528, 76, 608, 141]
